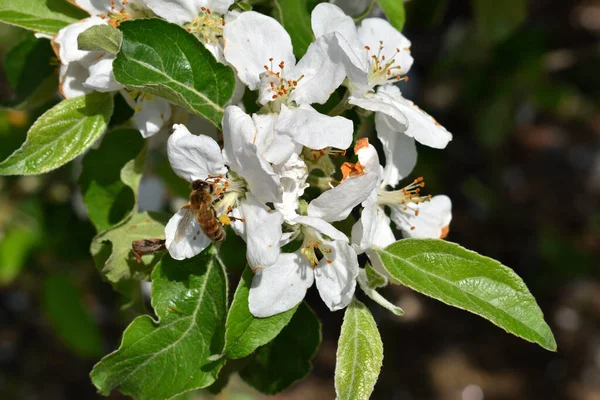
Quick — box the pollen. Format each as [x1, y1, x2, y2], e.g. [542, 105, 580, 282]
[340, 161, 365, 181]
[218, 215, 232, 225]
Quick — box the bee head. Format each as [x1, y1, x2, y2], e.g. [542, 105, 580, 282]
[192, 180, 211, 192]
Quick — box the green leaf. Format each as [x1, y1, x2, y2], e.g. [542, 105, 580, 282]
[90, 248, 228, 399]
[90, 211, 169, 285]
[42, 274, 103, 358]
[374, 239, 557, 351]
[120, 141, 148, 208]
[365, 262, 387, 288]
[114, 19, 235, 127]
[274, 0, 314, 58]
[0, 0, 87, 36]
[239, 302, 321, 395]
[357, 268, 404, 316]
[0, 201, 42, 285]
[377, 0, 406, 32]
[472, 0, 527, 43]
[0, 225, 39, 284]
[0, 92, 114, 175]
[234, 1, 252, 11]
[335, 298, 383, 400]
[1, 32, 57, 109]
[224, 267, 297, 359]
[78, 24, 123, 54]
[79, 129, 145, 232]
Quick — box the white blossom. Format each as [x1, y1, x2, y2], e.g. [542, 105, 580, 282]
[164, 108, 283, 268]
[248, 213, 359, 318]
[223, 11, 353, 165]
[312, 3, 453, 149]
[347, 139, 453, 254]
[52, 1, 171, 137]
[144, 0, 236, 62]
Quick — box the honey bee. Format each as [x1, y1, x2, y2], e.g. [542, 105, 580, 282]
[175, 179, 226, 243]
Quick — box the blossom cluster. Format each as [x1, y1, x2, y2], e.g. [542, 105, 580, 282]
[55, 0, 453, 317]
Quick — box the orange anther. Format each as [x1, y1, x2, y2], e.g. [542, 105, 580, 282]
[340, 161, 365, 181]
[354, 137, 369, 153]
[440, 225, 450, 239]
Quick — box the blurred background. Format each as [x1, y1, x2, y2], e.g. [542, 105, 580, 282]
[0, 0, 599, 399]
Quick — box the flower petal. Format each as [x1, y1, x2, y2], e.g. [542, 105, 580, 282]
[391, 194, 452, 238]
[351, 192, 396, 253]
[165, 207, 212, 260]
[228, 75, 246, 106]
[222, 105, 255, 172]
[308, 172, 378, 222]
[58, 63, 92, 99]
[312, 3, 359, 51]
[234, 144, 282, 203]
[53, 17, 107, 66]
[134, 95, 172, 138]
[276, 104, 353, 150]
[288, 33, 346, 105]
[294, 216, 348, 242]
[249, 252, 314, 317]
[207, 0, 235, 14]
[273, 153, 309, 222]
[167, 124, 227, 182]
[308, 141, 381, 222]
[229, 205, 245, 238]
[83, 56, 122, 92]
[223, 11, 295, 90]
[252, 113, 301, 165]
[315, 240, 358, 311]
[240, 193, 283, 269]
[377, 85, 452, 149]
[144, 0, 200, 24]
[358, 18, 413, 75]
[71, 0, 111, 16]
[349, 91, 408, 126]
[311, 3, 369, 92]
[375, 110, 417, 186]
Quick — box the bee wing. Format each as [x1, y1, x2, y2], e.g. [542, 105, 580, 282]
[174, 207, 196, 244]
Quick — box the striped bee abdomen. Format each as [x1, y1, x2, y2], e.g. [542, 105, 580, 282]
[197, 205, 226, 242]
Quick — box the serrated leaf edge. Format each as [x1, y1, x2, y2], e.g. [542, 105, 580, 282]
[91, 246, 228, 399]
[373, 239, 557, 351]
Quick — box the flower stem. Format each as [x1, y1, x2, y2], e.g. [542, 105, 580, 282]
[328, 89, 352, 116]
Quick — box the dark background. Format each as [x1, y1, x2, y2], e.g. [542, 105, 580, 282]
[1, 0, 599, 399]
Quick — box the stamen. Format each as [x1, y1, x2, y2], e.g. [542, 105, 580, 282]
[184, 7, 225, 43]
[261, 58, 304, 104]
[364, 40, 410, 87]
[340, 161, 365, 181]
[377, 176, 432, 209]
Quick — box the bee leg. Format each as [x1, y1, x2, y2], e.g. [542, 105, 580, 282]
[130, 248, 143, 264]
[212, 194, 224, 205]
[228, 216, 246, 223]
